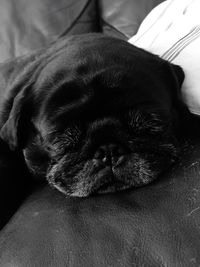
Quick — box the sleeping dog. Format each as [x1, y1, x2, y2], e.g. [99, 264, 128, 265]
[0, 33, 192, 197]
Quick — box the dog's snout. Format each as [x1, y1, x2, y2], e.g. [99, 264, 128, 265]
[94, 143, 126, 165]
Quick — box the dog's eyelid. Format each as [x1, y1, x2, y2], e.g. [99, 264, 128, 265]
[46, 124, 84, 155]
[126, 109, 169, 134]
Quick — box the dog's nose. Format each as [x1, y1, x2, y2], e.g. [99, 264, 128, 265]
[94, 143, 126, 165]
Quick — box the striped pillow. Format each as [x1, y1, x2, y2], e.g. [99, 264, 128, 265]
[129, 0, 200, 115]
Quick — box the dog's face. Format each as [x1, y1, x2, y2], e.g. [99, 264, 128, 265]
[0, 34, 189, 197]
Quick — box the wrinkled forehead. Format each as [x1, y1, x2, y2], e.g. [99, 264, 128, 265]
[36, 38, 140, 83]
[35, 61, 138, 121]
[36, 38, 164, 94]
[34, 38, 172, 128]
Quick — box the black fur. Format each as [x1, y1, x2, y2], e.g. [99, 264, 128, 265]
[0, 33, 193, 197]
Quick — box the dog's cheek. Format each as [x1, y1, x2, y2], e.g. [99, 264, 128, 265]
[46, 157, 104, 197]
[112, 152, 169, 189]
[45, 153, 83, 194]
[23, 147, 50, 180]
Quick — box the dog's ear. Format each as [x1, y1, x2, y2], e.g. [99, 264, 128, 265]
[0, 55, 41, 151]
[0, 85, 31, 151]
[166, 62, 193, 134]
[170, 63, 185, 88]
[0, 37, 73, 151]
[169, 63, 185, 92]
[163, 61, 185, 103]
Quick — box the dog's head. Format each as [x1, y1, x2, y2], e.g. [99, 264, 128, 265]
[0, 34, 189, 197]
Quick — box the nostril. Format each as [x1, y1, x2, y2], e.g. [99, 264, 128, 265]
[94, 146, 112, 165]
[94, 147, 106, 160]
[94, 143, 127, 163]
[110, 144, 125, 157]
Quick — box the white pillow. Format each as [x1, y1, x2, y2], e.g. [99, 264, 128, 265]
[129, 0, 200, 115]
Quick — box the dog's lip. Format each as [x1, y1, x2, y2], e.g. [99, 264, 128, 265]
[95, 180, 126, 193]
[89, 165, 123, 193]
[92, 167, 128, 193]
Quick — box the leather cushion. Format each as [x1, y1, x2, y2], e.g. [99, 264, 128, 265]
[99, 0, 165, 40]
[0, 137, 200, 266]
[0, 0, 99, 62]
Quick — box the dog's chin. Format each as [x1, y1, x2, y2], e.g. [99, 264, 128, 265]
[46, 150, 177, 197]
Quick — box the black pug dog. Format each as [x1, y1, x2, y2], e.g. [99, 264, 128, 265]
[0, 33, 192, 197]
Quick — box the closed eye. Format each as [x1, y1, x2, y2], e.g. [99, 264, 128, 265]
[126, 109, 170, 135]
[47, 123, 83, 159]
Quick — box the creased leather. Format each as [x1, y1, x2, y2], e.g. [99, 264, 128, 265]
[0, 0, 98, 63]
[0, 138, 200, 267]
[99, 0, 164, 39]
[0, 0, 166, 63]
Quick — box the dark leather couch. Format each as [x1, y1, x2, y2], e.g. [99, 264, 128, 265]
[1, 1, 200, 266]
